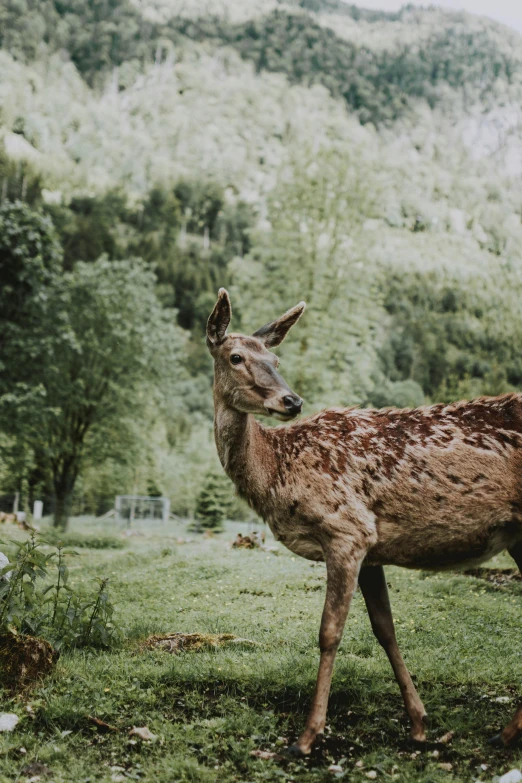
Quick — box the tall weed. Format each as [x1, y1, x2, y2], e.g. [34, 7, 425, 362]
[0, 535, 121, 649]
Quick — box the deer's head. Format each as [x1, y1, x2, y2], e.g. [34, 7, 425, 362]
[206, 288, 305, 421]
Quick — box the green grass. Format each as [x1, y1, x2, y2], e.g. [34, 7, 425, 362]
[1, 518, 521, 782]
[41, 527, 125, 550]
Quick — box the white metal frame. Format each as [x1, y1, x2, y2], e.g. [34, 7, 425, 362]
[115, 495, 170, 526]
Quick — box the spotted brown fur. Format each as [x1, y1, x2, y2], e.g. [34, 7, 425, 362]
[206, 289, 522, 755]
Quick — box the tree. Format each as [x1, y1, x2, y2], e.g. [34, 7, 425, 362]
[0, 200, 63, 389]
[51, 257, 185, 528]
[194, 469, 233, 531]
[47, 190, 129, 270]
[0, 212, 185, 528]
[0, 201, 65, 510]
[231, 147, 383, 409]
[0, 149, 43, 206]
[377, 266, 522, 404]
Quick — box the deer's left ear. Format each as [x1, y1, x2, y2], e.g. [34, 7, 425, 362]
[207, 288, 232, 348]
[253, 301, 306, 348]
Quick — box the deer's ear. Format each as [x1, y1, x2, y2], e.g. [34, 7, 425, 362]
[207, 288, 232, 348]
[252, 301, 306, 348]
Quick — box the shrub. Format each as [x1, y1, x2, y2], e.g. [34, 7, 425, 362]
[42, 529, 124, 550]
[0, 535, 121, 650]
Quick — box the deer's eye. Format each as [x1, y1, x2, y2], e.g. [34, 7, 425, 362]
[230, 354, 243, 365]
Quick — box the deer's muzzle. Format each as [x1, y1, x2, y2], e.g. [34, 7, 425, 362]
[265, 393, 303, 420]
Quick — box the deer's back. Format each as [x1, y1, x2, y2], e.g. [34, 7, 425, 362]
[267, 394, 522, 569]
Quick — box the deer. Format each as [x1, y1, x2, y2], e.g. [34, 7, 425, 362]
[206, 288, 522, 756]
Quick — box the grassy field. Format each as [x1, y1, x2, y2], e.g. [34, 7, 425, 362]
[1, 517, 521, 783]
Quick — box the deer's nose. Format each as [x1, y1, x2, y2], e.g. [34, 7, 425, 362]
[283, 395, 302, 414]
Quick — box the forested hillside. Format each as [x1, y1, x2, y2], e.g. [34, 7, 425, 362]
[1, 0, 522, 526]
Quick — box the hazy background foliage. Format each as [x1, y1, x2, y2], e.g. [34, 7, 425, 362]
[1, 0, 522, 527]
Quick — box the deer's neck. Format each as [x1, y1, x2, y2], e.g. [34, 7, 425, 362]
[213, 395, 274, 505]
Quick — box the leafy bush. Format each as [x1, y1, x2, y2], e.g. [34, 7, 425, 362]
[0, 536, 121, 650]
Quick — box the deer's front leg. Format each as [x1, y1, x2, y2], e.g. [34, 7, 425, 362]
[289, 545, 365, 757]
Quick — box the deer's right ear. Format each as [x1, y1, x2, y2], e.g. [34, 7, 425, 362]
[206, 288, 232, 349]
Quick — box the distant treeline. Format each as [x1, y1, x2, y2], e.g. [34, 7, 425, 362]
[177, 11, 520, 123]
[2, 151, 522, 523]
[1, 1, 520, 123]
[0, 148, 252, 333]
[3, 138, 520, 406]
[298, 0, 402, 21]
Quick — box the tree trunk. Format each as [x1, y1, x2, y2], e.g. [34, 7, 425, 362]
[52, 463, 77, 530]
[53, 493, 72, 529]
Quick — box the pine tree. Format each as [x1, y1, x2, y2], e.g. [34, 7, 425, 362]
[194, 470, 232, 531]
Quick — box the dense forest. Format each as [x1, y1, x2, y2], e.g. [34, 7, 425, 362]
[1, 0, 522, 527]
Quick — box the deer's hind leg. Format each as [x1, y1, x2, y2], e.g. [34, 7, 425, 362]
[491, 541, 522, 747]
[359, 566, 428, 742]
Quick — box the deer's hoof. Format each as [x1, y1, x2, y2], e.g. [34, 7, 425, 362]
[408, 713, 429, 744]
[487, 733, 504, 748]
[286, 744, 309, 758]
[409, 728, 427, 744]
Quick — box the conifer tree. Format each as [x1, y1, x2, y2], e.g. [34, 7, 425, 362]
[194, 470, 232, 531]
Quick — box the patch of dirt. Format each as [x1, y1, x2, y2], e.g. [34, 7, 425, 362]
[0, 632, 59, 692]
[21, 761, 53, 778]
[232, 532, 265, 549]
[141, 632, 258, 654]
[462, 567, 522, 586]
